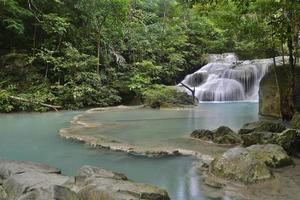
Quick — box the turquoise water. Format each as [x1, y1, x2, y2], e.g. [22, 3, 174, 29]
[0, 103, 259, 200]
[71, 103, 259, 154]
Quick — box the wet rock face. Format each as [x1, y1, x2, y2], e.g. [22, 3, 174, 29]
[190, 126, 242, 144]
[209, 144, 292, 184]
[259, 66, 300, 117]
[0, 159, 170, 200]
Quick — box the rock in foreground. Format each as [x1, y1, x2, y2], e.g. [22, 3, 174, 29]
[0, 159, 170, 200]
[209, 144, 292, 184]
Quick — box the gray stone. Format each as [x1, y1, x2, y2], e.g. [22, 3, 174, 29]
[72, 166, 170, 200]
[3, 171, 75, 200]
[0, 159, 170, 200]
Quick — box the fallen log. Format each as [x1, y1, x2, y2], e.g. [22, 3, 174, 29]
[9, 96, 62, 112]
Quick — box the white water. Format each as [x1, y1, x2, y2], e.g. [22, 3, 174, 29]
[180, 53, 283, 102]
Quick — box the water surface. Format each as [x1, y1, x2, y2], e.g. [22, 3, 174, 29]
[0, 103, 259, 200]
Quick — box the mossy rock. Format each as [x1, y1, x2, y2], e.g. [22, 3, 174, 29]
[190, 126, 241, 144]
[239, 121, 286, 135]
[241, 132, 275, 147]
[247, 144, 293, 168]
[291, 113, 300, 130]
[273, 129, 300, 154]
[142, 85, 195, 108]
[190, 129, 214, 140]
[209, 147, 272, 184]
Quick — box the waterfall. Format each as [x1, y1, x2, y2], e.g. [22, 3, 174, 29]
[180, 53, 283, 102]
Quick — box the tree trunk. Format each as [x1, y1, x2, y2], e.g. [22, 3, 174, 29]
[281, 42, 285, 66]
[282, 25, 295, 121]
[97, 40, 100, 75]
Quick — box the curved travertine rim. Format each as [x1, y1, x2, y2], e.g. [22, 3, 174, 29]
[59, 106, 214, 162]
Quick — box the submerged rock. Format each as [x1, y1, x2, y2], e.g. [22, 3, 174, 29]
[239, 121, 286, 135]
[209, 144, 292, 184]
[0, 159, 170, 200]
[190, 126, 241, 144]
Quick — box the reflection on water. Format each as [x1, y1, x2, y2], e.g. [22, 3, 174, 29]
[0, 103, 259, 200]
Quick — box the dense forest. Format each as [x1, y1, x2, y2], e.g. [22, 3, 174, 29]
[0, 0, 299, 118]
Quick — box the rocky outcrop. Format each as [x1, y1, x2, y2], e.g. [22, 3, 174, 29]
[247, 144, 292, 168]
[208, 144, 292, 184]
[239, 121, 300, 154]
[238, 121, 286, 135]
[209, 146, 272, 184]
[291, 113, 300, 130]
[0, 159, 170, 200]
[191, 126, 241, 144]
[68, 166, 170, 200]
[259, 66, 300, 118]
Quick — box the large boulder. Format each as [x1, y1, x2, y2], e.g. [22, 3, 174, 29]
[291, 113, 300, 130]
[247, 144, 293, 168]
[0, 160, 171, 200]
[259, 66, 300, 117]
[209, 147, 272, 184]
[241, 128, 300, 154]
[3, 172, 76, 200]
[239, 121, 286, 135]
[209, 144, 292, 184]
[190, 126, 241, 145]
[273, 129, 300, 154]
[70, 166, 170, 200]
[190, 129, 214, 141]
[241, 131, 275, 146]
[0, 158, 61, 180]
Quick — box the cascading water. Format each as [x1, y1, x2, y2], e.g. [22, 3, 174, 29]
[180, 53, 283, 102]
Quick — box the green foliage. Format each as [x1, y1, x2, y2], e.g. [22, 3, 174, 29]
[1, 0, 300, 112]
[142, 84, 193, 108]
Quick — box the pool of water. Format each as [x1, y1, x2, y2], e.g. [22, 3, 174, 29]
[68, 103, 259, 154]
[0, 103, 259, 200]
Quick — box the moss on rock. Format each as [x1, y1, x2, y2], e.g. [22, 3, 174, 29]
[190, 126, 241, 144]
[142, 85, 195, 108]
